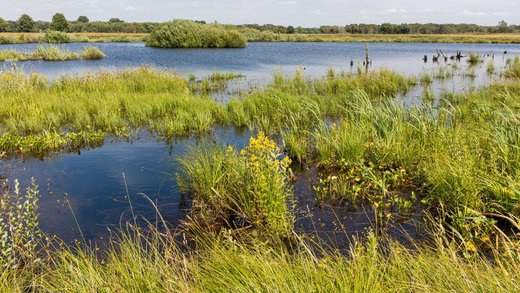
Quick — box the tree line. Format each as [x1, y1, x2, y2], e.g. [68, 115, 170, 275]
[0, 13, 518, 34]
[0, 14, 159, 33]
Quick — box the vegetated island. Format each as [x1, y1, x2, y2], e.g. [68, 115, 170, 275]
[145, 20, 247, 48]
[0, 45, 105, 62]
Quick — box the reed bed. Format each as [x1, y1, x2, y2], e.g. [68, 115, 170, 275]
[0, 46, 105, 62]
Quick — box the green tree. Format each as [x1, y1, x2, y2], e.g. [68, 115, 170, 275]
[77, 16, 89, 23]
[498, 20, 510, 33]
[50, 13, 69, 32]
[0, 17, 8, 32]
[17, 14, 35, 32]
[286, 25, 295, 34]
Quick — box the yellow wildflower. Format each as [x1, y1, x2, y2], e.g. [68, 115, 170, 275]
[466, 241, 477, 253]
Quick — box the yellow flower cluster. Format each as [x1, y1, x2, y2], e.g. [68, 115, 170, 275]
[242, 131, 279, 156]
[240, 132, 291, 170]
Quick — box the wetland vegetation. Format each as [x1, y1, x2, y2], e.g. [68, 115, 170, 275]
[146, 20, 247, 48]
[0, 45, 105, 62]
[2, 50, 520, 291]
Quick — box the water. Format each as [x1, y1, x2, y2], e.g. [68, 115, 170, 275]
[1, 42, 518, 81]
[1, 128, 252, 244]
[1, 41, 519, 244]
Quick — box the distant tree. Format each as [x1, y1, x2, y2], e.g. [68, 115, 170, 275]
[77, 16, 89, 23]
[397, 24, 410, 34]
[109, 18, 124, 23]
[380, 23, 397, 34]
[319, 25, 339, 34]
[286, 25, 295, 34]
[50, 13, 69, 31]
[17, 14, 35, 32]
[498, 20, 510, 33]
[0, 17, 8, 32]
[34, 20, 50, 32]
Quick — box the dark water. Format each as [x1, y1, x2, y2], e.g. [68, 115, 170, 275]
[1, 41, 519, 244]
[1, 128, 252, 244]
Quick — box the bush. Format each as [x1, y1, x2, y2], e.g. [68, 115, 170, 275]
[146, 20, 247, 48]
[44, 30, 71, 43]
[80, 46, 105, 60]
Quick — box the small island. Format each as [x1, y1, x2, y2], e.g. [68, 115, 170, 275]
[146, 19, 247, 48]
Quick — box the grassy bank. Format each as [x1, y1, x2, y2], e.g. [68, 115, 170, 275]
[0, 32, 147, 44]
[3, 32, 520, 45]
[2, 224, 520, 292]
[265, 33, 520, 43]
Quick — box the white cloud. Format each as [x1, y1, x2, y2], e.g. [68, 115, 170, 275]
[0, 0, 518, 26]
[457, 10, 486, 17]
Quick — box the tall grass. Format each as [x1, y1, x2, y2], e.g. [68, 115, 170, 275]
[79, 46, 105, 60]
[0, 46, 106, 62]
[178, 132, 294, 237]
[3, 219, 520, 292]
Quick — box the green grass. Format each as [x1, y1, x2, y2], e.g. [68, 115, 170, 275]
[79, 46, 105, 60]
[3, 64, 520, 290]
[178, 132, 294, 237]
[0, 46, 106, 62]
[3, 218, 520, 292]
[505, 56, 520, 79]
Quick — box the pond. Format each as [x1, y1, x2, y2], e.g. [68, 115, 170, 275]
[1, 41, 519, 245]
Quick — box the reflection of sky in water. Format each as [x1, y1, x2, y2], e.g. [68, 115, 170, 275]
[1, 42, 519, 243]
[1, 42, 519, 82]
[1, 128, 252, 244]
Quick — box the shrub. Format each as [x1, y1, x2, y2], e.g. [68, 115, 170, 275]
[80, 46, 105, 60]
[146, 20, 247, 48]
[44, 30, 71, 43]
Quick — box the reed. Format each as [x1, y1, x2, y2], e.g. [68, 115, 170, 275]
[0, 46, 106, 62]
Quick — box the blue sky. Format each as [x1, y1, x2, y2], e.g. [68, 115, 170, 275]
[1, 0, 518, 26]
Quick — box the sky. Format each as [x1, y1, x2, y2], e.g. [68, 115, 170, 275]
[1, 0, 519, 26]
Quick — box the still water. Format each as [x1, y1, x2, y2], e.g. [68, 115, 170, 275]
[1, 41, 519, 244]
[1, 41, 518, 79]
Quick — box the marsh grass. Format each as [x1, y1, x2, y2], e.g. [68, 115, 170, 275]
[178, 132, 294, 237]
[467, 53, 482, 65]
[3, 214, 520, 292]
[505, 56, 520, 79]
[0, 46, 106, 62]
[79, 46, 105, 60]
[2, 66, 520, 244]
